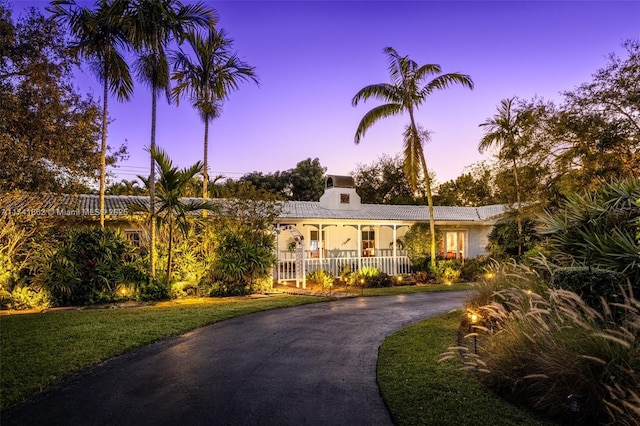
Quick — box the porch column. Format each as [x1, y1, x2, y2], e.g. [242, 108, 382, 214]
[357, 224, 362, 271]
[318, 224, 323, 262]
[392, 225, 397, 275]
[301, 239, 306, 289]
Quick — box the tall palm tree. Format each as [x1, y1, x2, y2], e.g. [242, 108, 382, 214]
[352, 47, 474, 268]
[171, 28, 258, 211]
[49, 0, 133, 228]
[478, 97, 533, 256]
[149, 146, 212, 284]
[125, 0, 216, 278]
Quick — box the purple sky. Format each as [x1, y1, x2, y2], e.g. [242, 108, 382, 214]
[11, 1, 640, 185]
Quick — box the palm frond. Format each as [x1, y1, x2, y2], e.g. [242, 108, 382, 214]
[352, 83, 401, 106]
[354, 103, 403, 144]
[421, 72, 474, 96]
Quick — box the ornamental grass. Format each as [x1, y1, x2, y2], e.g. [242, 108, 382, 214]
[443, 262, 640, 425]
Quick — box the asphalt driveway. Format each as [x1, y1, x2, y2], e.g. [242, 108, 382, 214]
[2, 291, 468, 426]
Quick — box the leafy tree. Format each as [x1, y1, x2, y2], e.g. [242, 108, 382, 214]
[352, 154, 422, 204]
[0, 4, 119, 193]
[171, 27, 258, 207]
[352, 46, 473, 268]
[126, 0, 215, 278]
[238, 171, 290, 197]
[434, 162, 499, 206]
[237, 157, 326, 201]
[49, 0, 134, 228]
[289, 158, 326, 201]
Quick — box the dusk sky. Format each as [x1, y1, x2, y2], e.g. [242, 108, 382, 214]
[10, 1, 640, 185]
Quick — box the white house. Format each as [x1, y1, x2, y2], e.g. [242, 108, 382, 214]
[0, 177, 508, 288]
[274, 175, 507, 288]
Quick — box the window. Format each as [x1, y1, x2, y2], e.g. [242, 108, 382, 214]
[362, 229, 375, 257]
[442, 231, 465, 259]
[309, 230, 326, 258]
[340, 193, 350, 204]
[125, 230, 142, 247]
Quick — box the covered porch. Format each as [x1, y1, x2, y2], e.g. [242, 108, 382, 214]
[274, 222, 413, 288]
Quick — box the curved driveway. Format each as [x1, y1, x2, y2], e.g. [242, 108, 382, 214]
[3, 291, 468, 426]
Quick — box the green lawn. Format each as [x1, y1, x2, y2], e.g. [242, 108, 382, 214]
[342, 282, 473, 296]
[0, 295, 326, 410]
[377, 311, 558, 426]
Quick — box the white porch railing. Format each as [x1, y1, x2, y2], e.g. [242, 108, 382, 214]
[276, 255, 412, 283]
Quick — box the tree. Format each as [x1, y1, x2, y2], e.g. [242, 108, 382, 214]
[288, 158, 326, 201]
[106, 179, 146, 195]
[479, 98, 536, 256]
[352, 154, 422, 204]
[0, 4, 117, 193]
[171, 27, 258, 209]
[352, 47, 473, 268]
[148, 146, 212, 284]
[49, 0, 134, 228]
[126, 0, 215, 278]
[236, 157, 326, 201]
[547, 40, 640, 195]
[434, 162, 498, 206]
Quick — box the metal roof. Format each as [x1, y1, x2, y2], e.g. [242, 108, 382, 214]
[0, 193, 508, 223]
[280, 201, 507, 222]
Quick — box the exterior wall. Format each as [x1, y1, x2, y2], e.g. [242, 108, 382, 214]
[467, 224, 493, 258]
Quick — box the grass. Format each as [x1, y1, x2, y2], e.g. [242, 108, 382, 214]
[377, 311, 557, 426]
[0, 295, 326, 410]
[342, 282, 473, 296]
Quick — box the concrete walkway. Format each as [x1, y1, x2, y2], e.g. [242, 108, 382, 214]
[2, 291, 468, 426]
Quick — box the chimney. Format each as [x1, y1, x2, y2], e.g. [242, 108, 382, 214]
[319, 175, 361, 210]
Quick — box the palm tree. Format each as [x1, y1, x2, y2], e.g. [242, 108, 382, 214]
[171, 28, 258, 211]
[49, 0, 133, 228]
[352, 47, 474, 268]
[125, 0, 216, 278]
[149, 146, 212, 284]
[478, 97, 533, 256]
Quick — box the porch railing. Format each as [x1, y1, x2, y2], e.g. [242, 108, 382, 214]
[276, 255, 412, 282]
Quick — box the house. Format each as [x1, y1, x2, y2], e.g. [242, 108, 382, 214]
[0, 176, 508, 288]
[274, 175, 507, 287]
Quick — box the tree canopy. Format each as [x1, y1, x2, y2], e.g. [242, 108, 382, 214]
[0, 3, 125, 193]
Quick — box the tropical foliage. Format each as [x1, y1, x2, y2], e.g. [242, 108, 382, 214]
[538, 178, 640, 283]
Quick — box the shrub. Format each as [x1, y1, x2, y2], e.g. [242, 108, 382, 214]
[306, 269, 334, 290]
[550, 267, 626, 307]
[28, 227, 148, 306]
[433, 259, 462, 284]
[352, 267, 392, 288]
[459, 256, 490, 281]
[539, 178, 640, 283]
[209, 228, 276, 296]
[1, 285, 52, 310]
[486, 218, 540, 259]
[403, 223, 442, 271]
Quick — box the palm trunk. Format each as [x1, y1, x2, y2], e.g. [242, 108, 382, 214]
[166, 216, 173, 284]
[202, 117, 209, 217]
[512, 157, 523, 256]
[99, 71, 109, 229]
[421, 154, 437, 269]
[408, 110, 437, 270]
[149, 85, 157, 279]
